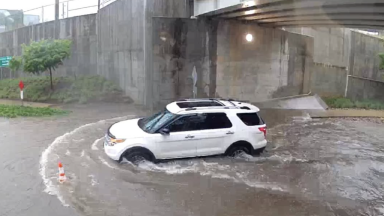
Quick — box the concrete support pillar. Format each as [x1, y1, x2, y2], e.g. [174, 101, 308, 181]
[208, 20, 218, 97]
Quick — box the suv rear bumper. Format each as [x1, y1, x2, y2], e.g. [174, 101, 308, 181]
[253, 139, 267, 151]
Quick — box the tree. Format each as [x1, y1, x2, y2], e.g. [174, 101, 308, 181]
[380, 53, 384, 70]
[9, 39, 72, 90]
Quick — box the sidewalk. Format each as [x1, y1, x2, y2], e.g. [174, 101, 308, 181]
[309, 109, 384, 118]
[0, 99, 54, 108]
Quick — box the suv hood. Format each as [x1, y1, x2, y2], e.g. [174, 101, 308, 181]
[109, 118, 147, 139]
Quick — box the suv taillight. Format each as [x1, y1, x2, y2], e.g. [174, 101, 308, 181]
[259, 127, 267, 138]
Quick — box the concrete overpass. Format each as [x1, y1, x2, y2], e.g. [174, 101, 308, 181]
[194, 0, 384, 29]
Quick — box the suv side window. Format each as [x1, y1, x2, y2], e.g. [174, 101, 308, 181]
[167, 115, 206, 132]
[237, 112, 264, 126]
[165, 113, 232, 132]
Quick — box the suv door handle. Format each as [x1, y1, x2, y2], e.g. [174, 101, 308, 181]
[226, 131, 235, 135]
[185, 135, 195, 139]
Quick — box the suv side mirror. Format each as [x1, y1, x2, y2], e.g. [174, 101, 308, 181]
[159, 128, 170, 135]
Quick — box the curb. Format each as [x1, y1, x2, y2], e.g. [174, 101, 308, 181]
[309, 109, 384, 118]
[0, 99, 54, 108]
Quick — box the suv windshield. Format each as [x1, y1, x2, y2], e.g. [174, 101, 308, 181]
[138, 109, 178, 133]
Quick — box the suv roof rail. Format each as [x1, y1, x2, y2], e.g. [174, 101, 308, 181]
[178, 98, 220, 102]
[227, 98, 250, 103]
[182, 106, 241, 112]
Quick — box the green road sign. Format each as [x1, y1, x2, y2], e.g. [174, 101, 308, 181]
[0, 56, 12, 67]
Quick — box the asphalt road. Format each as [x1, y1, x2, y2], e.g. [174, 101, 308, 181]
[1, 105, 384, 216]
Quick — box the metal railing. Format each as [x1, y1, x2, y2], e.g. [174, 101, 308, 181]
[0, 0, 117, 32]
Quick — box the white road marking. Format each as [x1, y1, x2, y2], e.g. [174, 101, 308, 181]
[80, 150, 85, 157]
[65, 150, 71, 156]
[39, 115, 135, 207]
[91, 137, 104, 150]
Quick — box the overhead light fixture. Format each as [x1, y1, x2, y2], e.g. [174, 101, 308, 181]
[159, 31, 168, 42]
[246, 33, 253, 42]
[245, 10, 256, 15]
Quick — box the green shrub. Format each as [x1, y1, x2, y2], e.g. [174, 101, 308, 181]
[0, 105, 68, 118]
[323, 97, 384, 110]
[0, 75, 126, 104]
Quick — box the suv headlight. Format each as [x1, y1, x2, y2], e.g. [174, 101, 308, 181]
[111, 138, 126, 144]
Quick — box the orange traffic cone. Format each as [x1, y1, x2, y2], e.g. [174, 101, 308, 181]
[58, 162, 66, 183]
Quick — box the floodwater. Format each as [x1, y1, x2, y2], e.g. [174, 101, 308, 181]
[41, 112, 384, 216]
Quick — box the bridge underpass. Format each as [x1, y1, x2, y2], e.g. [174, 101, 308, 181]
[195, 0, 384, 29]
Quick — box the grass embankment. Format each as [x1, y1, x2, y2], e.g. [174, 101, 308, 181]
[0, 104, 68, 118]
[0, 75, 127, 104]
[323, 97, 384, 110]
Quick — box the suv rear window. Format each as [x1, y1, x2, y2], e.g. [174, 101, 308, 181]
[237, 113, 264, 126]
[204, 113, 232, 129]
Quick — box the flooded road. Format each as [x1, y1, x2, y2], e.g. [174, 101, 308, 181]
[0, 104, 145, 216]
[41, 111, 384, 216]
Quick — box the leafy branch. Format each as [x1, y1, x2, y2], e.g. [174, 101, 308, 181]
[9, 39, 72, 90]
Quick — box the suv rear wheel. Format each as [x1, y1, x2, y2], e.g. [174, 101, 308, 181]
[226, 143, 252, 157]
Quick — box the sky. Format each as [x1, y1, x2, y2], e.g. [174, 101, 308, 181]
[1, 0, 104, 22]
[1, 0, 97, 11]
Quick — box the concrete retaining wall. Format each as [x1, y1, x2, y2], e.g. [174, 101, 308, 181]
[96, 0, 146, 104]
[349, 31, 384, 82]
[0, 14, 97, 79]
[150, 18, 215, 108]
[1, 0, 384, 106]
[310, 64, 346, 97]
[149, 19, 314, 107]
[347, 76, 384, 101]
[285, 27, 350, 97]
[216, 21, 313, 102]
[287, 27, 384, 101]
[346, 31, 384, 101]
[97, 0, 189, 105]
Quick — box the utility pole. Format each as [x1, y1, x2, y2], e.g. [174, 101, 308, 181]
[98, 0, 101, 11]
[55, 0, 59, 20]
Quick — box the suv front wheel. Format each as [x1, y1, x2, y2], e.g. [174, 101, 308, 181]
[122, 148, 154, 165]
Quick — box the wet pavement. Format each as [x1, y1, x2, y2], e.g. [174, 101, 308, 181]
[1, 105, 384, 216]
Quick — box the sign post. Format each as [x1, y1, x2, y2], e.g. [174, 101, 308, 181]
[0, 56, 12, 80]
[0, 56, 12, 67]
[19, 80, 24, 106]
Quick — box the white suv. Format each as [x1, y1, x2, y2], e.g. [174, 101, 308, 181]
[104, 99, 267, 163]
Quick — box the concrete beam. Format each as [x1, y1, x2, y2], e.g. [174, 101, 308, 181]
[260, 20, 384, 28]
[239, 7, 384, 21]
[256, 14, 384, 23]
[198, 0, 384, 29]
[196, 0, 284, 16]
[207, 0, 384, 18]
